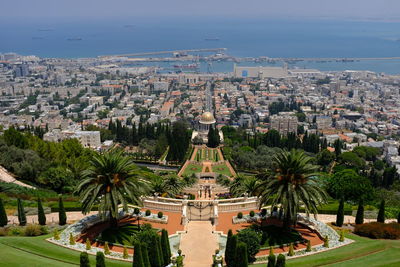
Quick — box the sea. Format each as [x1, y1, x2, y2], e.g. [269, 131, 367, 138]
[1, 17, 400, 74]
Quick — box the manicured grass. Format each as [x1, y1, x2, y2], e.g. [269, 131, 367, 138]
[182, 163, 202, 176]
[196, 148, 218, 162]
[258, 225, 303, 247]
[0, 235, 130, 267]
[252, 233, 400, 267]
[212, 163, 232, 177]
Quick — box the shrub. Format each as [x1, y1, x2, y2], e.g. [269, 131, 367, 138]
[377, 200, 385, 223]
[141, 243, 151, 267]
[261, 209, 267, 217]
[53, 229, 60, 240]
[0, 198, 8, 227]
[69, 233, 76, 245]
[37, 198, 46, 225]
[80, 252, 90, 267]
[339, 229, 345, 242]
[305, 240, 311, 252]
[249, 211, 255, 217]
[145, 209, 151, 216]
[59, 196, 67, 225]
[276, 254, 286, 267]
[86, 239, 91, 250]
[323, 236, 329, 248]
[267, 247, 276, 267]
[24, 224, 42, 236]
[123, 246, 128, 259]
[9, 226, 23, 236]
[225, 230, 236, 267]
[354, 222, 400, 239]
[104, 241, 110, 255]
[96, 251, 105, 267]
[161, 229, 171, 265]
[157, 211, 163, 218]
[134, 208, 140, 215]
[288, 243, 294, 256]
[0, 228, 7, 236]
[237, 228, 261, 262]
[237, 212, 243, 219]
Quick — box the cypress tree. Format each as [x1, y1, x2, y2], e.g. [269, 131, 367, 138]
[377, 200, 385, 223]
[336, 198, 344, 227]
[397, 211, 400, 224]
[80, 252, 90, 267]
[37, 198, 46, 225]
[267, 247, 276, 267]
[305, 240, 312, 252]
[141, 244, 151, 267]
[104, 242, 110, 255]
[235, 242, 248, 267]
[224, 229, 233, 266]
[132, 242, 145, 267]
[0, 198, 8, 227]
[226, 233, 237, 267]
[156, 235, 164, 267]
[161, 229, 171, 265]
[17, 198, 26, 226]
[276, 254, 286, 267]
[355, 199, 364, 225]
[96, 251, 105, 267]
[148, 235, 162, 267]
[288, 243, 295, 256]
[59, 196, 67, 225]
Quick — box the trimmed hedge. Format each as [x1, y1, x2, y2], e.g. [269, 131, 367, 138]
[354, 222, 400, 239]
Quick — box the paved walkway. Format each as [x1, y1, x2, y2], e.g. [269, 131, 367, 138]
[179, 221, 218, 267]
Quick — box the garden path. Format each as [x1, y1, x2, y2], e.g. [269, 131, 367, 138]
[179, 221, 218, 267]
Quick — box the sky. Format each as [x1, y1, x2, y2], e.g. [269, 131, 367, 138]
[2, 0, 400, 21]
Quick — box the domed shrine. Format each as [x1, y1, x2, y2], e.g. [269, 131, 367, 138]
[191, 111, 223, 144]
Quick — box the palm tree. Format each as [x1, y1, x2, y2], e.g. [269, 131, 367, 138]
[230, 175, 259, 197]
[256, 149, 328, 230]
[76, 149, 150, 227]
[150, 174, 184, 197]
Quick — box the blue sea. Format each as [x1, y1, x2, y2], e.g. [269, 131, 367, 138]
[1, 17, 400, 74]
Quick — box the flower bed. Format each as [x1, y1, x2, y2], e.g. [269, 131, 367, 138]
[354, 222, 400, 239]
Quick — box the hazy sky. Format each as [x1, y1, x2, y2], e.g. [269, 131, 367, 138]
[2, 0, 400, 20]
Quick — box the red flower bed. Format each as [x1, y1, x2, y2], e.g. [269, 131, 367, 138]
[354, 222, 400, 239]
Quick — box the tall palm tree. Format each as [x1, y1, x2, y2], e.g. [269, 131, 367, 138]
[256, 149, 328, 230]
[76, 149, 150, 227]
[150, 174, 184, 197]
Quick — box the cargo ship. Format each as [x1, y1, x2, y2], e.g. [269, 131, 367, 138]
[173, 63, 199, 69]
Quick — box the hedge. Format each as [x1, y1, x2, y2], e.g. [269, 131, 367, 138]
[354, 222, 400, 239]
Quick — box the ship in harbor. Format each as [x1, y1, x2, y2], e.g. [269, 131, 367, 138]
[204, 37, 220, 41]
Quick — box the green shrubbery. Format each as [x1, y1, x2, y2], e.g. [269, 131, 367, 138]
[354, 222, 400, 239]
[237, 212, 243, 219]
[145, 209, 151, 216]
[157, 211, 163, 218]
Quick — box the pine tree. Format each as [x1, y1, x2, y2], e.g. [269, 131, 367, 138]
[161, 229, 171, 265]
[141, 244, 151, 267]
[37, 198, 46, 225]
[235, 242, 248, 267]
[377, 200, 385, 223]
[58, 196, 67, 225]
[0, 198, 8, 227]
[226, 232, 237, 267]
[267, 247, 276, 267]
[17, 198, 26, 226]
[80, 252, 90, 267]
[96, 251, 105, 267]
[336, 198, 345, 227]
[132, 242, 144, 267]
[355, 199, 364, 225]
[276, 254, 286, 267]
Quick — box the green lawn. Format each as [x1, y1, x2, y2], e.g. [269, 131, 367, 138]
[212, 163, 232, 177]
[252, 234, 400, 267]
[182, 163, 202, 176]
[0, 235, 130, 267]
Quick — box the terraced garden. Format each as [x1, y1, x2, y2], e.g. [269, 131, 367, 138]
[194, 148, 220, 162]
[182, 163, 203, 176]
[212, 162, 233, 177]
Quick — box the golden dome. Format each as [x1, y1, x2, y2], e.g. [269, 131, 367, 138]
[200, 111, 216, 124]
